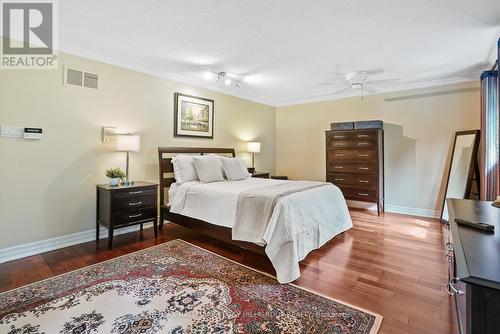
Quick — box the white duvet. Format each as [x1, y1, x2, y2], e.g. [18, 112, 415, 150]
[169, 178, 352, 283]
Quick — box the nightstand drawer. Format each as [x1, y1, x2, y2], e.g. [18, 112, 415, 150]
[112, 187, 156, 199]
[114, 194, 156, 211]
[112, 208, 156, 226]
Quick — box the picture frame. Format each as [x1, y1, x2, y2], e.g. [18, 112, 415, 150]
[174, 92, 214, 138]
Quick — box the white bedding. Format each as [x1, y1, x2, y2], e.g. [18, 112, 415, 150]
[169, 178, 352, 283]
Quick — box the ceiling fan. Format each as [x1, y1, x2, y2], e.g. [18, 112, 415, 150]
[320, 71, 400, 99]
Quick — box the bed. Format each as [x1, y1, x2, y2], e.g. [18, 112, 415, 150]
[158, 147, 352, 283]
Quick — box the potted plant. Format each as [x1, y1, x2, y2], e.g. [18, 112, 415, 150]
[105, 168, 126, 186]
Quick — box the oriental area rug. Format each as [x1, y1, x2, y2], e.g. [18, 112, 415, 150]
[0, 239, 381, 333]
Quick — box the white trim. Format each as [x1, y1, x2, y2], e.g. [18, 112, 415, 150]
[58, 45, 480, 108]
[275, 78, 479, 107]
[0, 223, 153, 264]
[58, 46, 277, 107]
[347, 200, 440, 218]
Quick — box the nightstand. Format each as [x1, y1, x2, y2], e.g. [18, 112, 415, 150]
[252, 172, 270, 179]
[96, 181, 158, 250]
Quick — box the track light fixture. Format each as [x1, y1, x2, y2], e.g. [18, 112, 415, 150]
[205, 68, 242, 88]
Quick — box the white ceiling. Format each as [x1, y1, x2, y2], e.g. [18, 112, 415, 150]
[59, 0, 500, 106]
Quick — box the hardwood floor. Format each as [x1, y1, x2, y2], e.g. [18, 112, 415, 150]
[0, 209, 451, 334]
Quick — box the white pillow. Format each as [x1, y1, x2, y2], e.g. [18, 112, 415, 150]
[220, 157, 251, 181]
[172, 155, 199, 184]
[192, 155, 225, 183]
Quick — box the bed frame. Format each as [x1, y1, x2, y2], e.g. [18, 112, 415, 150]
[158, 147, 266, 255]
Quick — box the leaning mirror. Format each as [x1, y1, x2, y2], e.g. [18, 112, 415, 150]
[440, 130, 480, 223]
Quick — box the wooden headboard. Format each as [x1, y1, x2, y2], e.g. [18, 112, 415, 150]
[157, 147, 236, 207]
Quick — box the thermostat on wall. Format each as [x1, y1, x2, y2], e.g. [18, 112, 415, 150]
[24, 128, 43, 140]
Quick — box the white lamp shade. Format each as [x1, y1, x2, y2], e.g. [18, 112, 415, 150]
[116, 134, 140, 152]
[247, 142, 261, 153]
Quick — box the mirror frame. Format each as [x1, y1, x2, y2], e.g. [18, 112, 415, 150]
[440, 129, 480, 224]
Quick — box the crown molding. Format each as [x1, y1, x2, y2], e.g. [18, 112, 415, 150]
[57, 46, 481, 109]
[57, 46, 277, 107]
[275, 78, 480, 107]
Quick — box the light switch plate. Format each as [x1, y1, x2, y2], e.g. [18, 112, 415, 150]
[1, 126, 23, 138]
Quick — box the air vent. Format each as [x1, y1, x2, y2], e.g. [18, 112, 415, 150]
[65, 67, 99, 89]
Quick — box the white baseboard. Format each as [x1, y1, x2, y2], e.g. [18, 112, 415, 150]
[0, 222, 154, 264]
[347, 200, 439, 218]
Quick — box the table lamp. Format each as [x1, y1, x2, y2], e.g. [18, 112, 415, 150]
[116, 134, 140, 185]
[247, 141, 261, 172]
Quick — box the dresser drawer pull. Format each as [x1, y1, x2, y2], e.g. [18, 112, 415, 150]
[334, 143, 345, 147]
[334, 135, 345, 139]
[129, 201, 142, 206]
[128, 213, 142, 219]
[357, 134, 369, 138]
[358, 192, 369, 196]
[358, 167, 369, 170]
[334, 166, 343, 169]
[445, 278, 464, 296]
[129, 191, 143, 195]
[358, 180, 369, 183]
[358, 142, 369, 146]
[358, 154, 369, 157]
[334, 178, 344, 181]
[334, 154, 343, 157]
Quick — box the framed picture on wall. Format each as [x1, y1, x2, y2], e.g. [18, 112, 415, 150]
[174, 92, 214, 138]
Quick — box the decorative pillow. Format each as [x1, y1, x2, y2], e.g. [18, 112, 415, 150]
[192, 155, 225, 183]
[220, 157, 251, 181]
[172, 155, 199, 184]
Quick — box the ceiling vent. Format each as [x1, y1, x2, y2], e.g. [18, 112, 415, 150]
[64, 67, 99, 89]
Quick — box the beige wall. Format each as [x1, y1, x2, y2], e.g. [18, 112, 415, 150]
[0, 52, 276, 249]
[276, 82, 480, 216]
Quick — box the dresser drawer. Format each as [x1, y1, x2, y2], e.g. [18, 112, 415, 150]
[338, 186, 377, 202]
[112, 208, 156, 226]
[352, 132, 378, 141]
[112, 187, 156, 199]
[328, 149, 377, 162]
[327, 131, 353, 141]
[327, 173, 377, 189]
[113, 194, 156, 212]
[328, 162, 377, 174]
[329, 140, 377, 149]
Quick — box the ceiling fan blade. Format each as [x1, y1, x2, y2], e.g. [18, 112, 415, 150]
[319, 82, 347, 86]
[363, 86, 378, 94]
[309, 86, 352, 99]
[366, 78, 401, 85]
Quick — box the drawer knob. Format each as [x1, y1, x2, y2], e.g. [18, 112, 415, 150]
[358, 167, 369, 170]
[357, 134, 369, 138]
[334, 135, 344, 139]
[129, 191, 143, 195]
[334, 143, 345, 147]
[358, 193, 369, 196]
[129, 201, 142, 206]
[358, 180, 369, 183]
[334, 154, 343, 157]
[334, 178, 344, 181]
[358, 142, 369, 146]
[358, 154, 369, 157]
[128, 213, 142, 218]
[334, 166, 343, 169]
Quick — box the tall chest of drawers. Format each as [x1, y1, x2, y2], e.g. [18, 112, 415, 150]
[325, 128, 384, 215]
